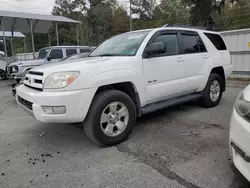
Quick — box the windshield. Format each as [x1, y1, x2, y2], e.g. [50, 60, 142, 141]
[38, 48, 50, 59]
[89, 30, 150, 57]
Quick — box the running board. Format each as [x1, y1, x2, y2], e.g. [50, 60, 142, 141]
[141, 93, 203, 114]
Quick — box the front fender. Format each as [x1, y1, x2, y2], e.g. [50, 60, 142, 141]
[86, 69, 136, 87]
[86, 69, 146, 106]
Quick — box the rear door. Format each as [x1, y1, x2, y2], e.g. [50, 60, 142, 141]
[66, 48, 77, 57]
[179, 30, 208, 92]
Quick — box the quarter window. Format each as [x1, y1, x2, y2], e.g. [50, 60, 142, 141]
[204, 33, 227, 50]
[66, 49, 77, 56]
[49, 49, 63, 59]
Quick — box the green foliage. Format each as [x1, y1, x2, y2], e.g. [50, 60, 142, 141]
[131, 0, 156, 20]
[12, 0, 250, 54]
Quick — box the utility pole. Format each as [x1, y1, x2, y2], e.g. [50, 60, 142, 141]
[130, 0, 132, 31]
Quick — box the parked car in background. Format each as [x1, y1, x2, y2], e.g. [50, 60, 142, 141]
[0, 57, 7, 80]
[6, 46, 92, 79]
[230, 84, 250, 182]
[16, 27, 233, 146]
[12, 52, 90, 96]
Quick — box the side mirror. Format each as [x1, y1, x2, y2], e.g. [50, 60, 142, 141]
[47, 56, 52, 61]
[145, 42, 166, 57]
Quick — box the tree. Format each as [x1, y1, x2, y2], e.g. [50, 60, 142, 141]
[86, 0, 117, 44]
[131, 0, 156, 20]
[112, 5, 130, 34]
[152, 0, 188, 24]
[181, 0, 245, 30]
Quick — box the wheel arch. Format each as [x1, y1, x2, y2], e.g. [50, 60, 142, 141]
[210, 66, 226, 92]
[95, 82, 142, 117]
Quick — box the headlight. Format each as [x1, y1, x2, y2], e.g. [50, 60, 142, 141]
[43, 71, 80, 89]
[235, 92, 250, 121]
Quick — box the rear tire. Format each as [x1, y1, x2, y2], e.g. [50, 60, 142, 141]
[83, 90, 136, 146]
[201, 73, 223, 108]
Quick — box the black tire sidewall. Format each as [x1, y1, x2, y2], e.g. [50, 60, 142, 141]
[0, 69, 6, 81]
[89, 90, 136, 146]
[203, 73, 222, 107]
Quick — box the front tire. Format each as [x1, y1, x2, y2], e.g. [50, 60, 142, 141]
[83, 90, 136, 146]
[201, 73, 223, 108]
[0, 69, 6, 81]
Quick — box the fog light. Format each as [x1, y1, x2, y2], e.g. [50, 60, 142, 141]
[42, 106, 54, 114]
[53, 106, 66, 114]
[42, 106, 66, 114]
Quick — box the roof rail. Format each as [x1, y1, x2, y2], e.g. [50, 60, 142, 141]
[163, 24, 212, 31]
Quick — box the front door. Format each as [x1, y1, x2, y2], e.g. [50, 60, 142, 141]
[47, 49, 64, 63]
[143, 30, 187, 103]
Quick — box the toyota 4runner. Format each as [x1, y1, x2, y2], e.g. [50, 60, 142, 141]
[16, 27, 233, 146]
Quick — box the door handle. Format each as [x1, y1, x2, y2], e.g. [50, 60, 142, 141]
[177, 60, 185, 62]
[202, 56, 209, 59]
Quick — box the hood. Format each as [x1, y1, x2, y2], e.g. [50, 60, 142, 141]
[8, 59, 44, 67]
[31, 57, 126, 73]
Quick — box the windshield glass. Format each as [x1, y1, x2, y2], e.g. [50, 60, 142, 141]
[38, 48, 50, 59]
[89, 30, 150, 57]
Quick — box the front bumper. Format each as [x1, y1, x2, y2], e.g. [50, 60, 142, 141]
[16, 84, 96, 123]
[230, 109, 250, 182]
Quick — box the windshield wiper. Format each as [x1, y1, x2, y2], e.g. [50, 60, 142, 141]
[98, 54, 121, 57]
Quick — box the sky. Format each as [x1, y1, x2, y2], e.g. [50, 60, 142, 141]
[0, 0, 130, 14]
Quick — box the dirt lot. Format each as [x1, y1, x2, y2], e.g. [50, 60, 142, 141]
[0, 80, 249, 188]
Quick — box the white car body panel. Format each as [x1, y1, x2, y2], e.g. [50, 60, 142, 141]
[230, 85, 250, 182]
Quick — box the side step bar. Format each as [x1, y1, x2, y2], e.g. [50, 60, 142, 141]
[141, 93, 203, 115]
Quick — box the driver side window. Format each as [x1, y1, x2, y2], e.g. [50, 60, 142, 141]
[151, 32, 179, 56]
[49, 49, 63, 59]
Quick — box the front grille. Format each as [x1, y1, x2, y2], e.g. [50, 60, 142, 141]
[28, 71, 44, 76]
[34, 79, 42, 84]
[18, 96, 33, 110]
[24, 71, 44, 91]
[24, 84, 43, 91]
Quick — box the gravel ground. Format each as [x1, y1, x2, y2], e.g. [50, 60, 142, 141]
[0, 80, 249, 188]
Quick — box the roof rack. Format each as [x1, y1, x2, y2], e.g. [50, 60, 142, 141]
[163, 24, 212, 31]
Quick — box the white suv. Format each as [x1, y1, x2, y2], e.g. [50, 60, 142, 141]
[16, 27, 233, 146]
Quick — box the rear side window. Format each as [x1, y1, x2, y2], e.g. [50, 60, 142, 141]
[204, 33, 227, 50]
[66, 49, 77, 56]
[80, 48, 90, 53]
[181, 31, 207, 54]
[50, 49, 63, 59]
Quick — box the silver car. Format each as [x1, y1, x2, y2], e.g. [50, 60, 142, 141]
[6, 45, 92, 79]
